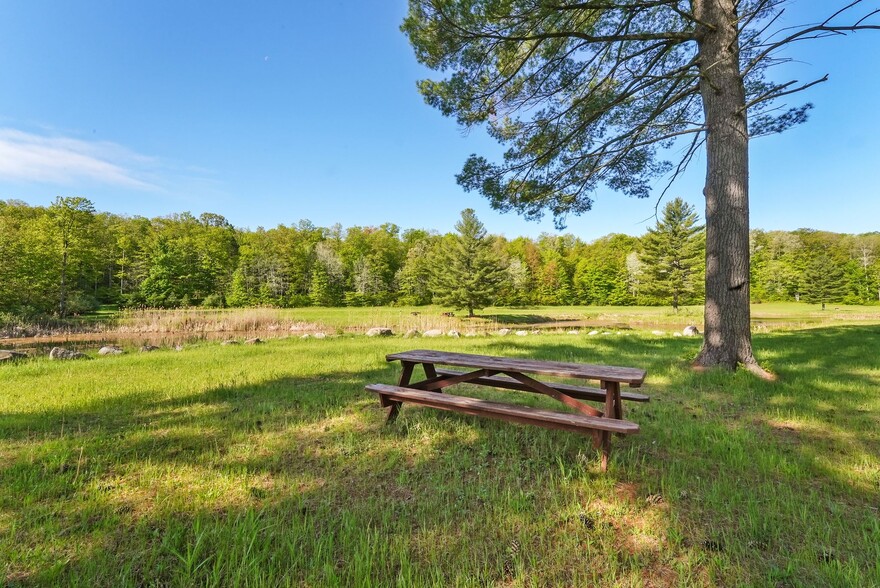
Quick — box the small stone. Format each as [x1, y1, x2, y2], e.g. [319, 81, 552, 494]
[366, 328, 393, 337]
[567, 330, 579, 335]
[447, 330, 460, 338]
[49, 347, 88, 360]
[300, 334, 311, 339]
[313, 332, 327, 339]
[98, 345, 124, 356]
[588, 330, 599, 336]
[423, 329, 443, 337]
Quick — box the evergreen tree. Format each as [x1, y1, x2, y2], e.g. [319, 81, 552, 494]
[640, 198, 704, 311]
[802, 254, 847, 307]
[431, 209, 505, 317]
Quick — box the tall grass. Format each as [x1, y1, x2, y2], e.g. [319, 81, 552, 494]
[1, 325, 878, 586]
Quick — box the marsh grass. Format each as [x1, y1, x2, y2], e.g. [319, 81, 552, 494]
[1, 324, 879, 586]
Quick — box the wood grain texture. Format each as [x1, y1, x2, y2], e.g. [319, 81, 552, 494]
[387, 349, 647, 386]
[366, 384, 640, 434]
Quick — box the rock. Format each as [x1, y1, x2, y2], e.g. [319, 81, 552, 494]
[673, 332, 683, 337]
[588, 330, 599, 336]
[139, 345, 159, 353]
[403, 329, 420, 339]
[221, 339, 239, 346]
[366, 328, 393, 337]
[174, 344, 184, 352]
[531, 330, 540, 335]
[0, 350, 28, 362]
[300, 334, 311, 339]
[98, 345, 124, 356]
[313, 332, 327, 339]
[682, 325, 700, 336]
[49, 347, 88, 360]
[497, 328, 511, 336]
[567, 330, 580, 335]
[602, 332, 612, 336]
[423, 329, 443, 337]
[245, 338, 264, 344]
[515, 330, 528, 336]
[464, 332, 477, 337]
[447, 330, 460, 338]
[651, 330, 665, 336]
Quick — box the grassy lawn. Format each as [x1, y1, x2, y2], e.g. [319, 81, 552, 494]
[1, 316, 879, 585]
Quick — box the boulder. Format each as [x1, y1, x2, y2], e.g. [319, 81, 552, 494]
[423, 329, 443, 337]
[366, 328, 393, 337]
[682, 325, 700, 337]
[49, 347, 88, 360]
[98, 345, 124, 356]
[0, 350, 28, 362]
[139, 345, 160, 353]
[403, 329, 420, 339]
[245, 337, 264, 344]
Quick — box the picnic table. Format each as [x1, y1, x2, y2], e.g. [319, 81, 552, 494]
[366, 349, 648, 471]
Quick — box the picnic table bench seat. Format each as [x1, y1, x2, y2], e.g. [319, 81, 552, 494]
[366, 383, 640, 435]
[430, 367, 650, 404]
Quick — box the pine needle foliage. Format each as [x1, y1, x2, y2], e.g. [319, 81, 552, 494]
[431, 208, 506, 316]
[640, 197, 704, 311]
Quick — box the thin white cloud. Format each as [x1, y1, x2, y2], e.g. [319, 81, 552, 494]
[0, 128, 159, 190]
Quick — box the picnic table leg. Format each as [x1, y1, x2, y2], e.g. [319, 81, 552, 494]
[385, 361, 417, 424]
[600, 432, 611, 472]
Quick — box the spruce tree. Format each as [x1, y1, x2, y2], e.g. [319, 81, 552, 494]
[640, 198, 704, 311]
[431, 209, 505, 317]
[802, 254, 847, 307]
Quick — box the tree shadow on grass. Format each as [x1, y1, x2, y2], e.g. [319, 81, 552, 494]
[3, 327, 879, 586]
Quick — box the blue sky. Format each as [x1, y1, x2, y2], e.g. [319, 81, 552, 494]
[0, 1, 877, 240]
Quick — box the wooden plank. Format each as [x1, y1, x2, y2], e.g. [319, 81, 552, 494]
[503, 371, 603, 418]
[365, 384, 640, 435]
[431, 368, 650, 403]
[387, 349, 646, 386]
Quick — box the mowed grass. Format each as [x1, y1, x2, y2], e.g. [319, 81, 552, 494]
[2, 325, 879, 586]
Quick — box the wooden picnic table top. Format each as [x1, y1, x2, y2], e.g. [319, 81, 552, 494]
[386, 349, 646, 387]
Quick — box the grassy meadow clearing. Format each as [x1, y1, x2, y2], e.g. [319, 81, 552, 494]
[1, 305, 879, 586]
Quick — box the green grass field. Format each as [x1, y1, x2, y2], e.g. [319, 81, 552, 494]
[2, 307, 879, 586]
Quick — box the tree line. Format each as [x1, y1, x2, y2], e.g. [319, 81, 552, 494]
[1, 196, 877, 319]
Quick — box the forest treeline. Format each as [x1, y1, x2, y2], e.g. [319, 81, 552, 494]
[1, 197, 878, 319]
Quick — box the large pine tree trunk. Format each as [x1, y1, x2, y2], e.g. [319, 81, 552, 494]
[692, 0, 766, 374]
